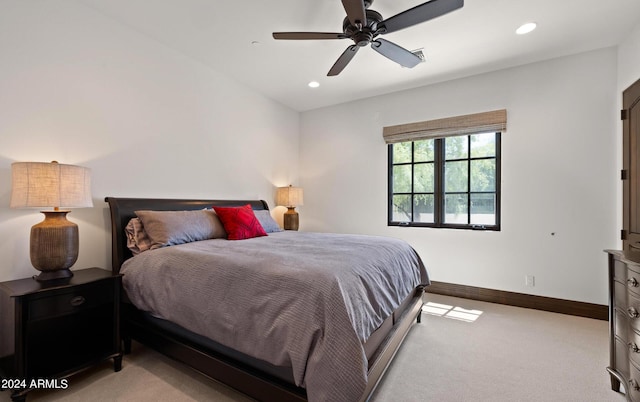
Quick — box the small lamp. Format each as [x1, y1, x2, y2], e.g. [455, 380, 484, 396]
[276, 185, 304, 231]
[10, 161, 92, 281]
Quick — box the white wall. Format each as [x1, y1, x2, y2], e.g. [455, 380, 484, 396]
[618, 22, 640, 92]
[0, 2, 629, 306]
[300, 48, 619, 305]
[0, 1, 299, 281]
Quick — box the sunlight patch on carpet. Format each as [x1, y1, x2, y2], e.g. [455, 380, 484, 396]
[422, 302, 483, 322]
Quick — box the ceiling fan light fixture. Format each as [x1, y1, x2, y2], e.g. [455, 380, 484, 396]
[308, 81, 320, 88]
[516, 22, 537, 35]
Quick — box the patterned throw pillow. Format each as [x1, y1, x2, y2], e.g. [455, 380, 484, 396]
[212, 204, 268, 240]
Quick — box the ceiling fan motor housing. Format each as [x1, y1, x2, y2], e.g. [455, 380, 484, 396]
[343, 9, 383, 46]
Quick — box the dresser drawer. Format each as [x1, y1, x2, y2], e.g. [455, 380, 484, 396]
[616, 309, 630, 342]
[629, 331, 640, 369]
[630, 361, 640, 402]
[28, 281, 114, 321]
[628, 292, 640, 334]
[629, 266, 640, 297]
[615, 336, 631, 380]
[616, 280, 628, 309]
[617, 260, 630, 282]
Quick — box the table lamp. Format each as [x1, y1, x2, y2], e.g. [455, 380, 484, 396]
[276, 185, 304, 231]
[10, 161, 93, 281]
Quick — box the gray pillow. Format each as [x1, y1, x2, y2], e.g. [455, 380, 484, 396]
[254, 210, 283, 233]
[135, 209, 227, 249]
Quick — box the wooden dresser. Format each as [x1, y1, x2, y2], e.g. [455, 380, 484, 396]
[607, 250, 640, 401]
[608, 74, 640, 401]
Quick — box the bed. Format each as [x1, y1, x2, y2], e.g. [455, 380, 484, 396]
[105, 197, 428, 402]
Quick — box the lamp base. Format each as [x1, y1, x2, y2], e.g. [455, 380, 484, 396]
[30, 210, 79, 281]
[283, 207, 299, 231]
[33, 268, 74, 282]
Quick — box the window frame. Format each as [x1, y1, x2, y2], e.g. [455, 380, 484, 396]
[387, 132, 501, 231]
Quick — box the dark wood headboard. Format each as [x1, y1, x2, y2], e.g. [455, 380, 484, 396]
[104, 197, 269, 274]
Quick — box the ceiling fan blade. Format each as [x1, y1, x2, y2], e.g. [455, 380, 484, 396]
[341, 0, 367, 26]
[328, 45, 360, 76]
[379, 0, 463, 35]
[371, 38, 422, 68]
[273, 32, 348, 40]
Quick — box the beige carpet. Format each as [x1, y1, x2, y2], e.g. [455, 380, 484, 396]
[1, 294, 625, 402]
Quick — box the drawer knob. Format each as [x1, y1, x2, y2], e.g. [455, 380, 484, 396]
[629, 342, 640, 353]
[631, 379, 640, 391]
[630, 277, 640, 288]
[629, 307, 640, 318]
[70, 296, 86, 307]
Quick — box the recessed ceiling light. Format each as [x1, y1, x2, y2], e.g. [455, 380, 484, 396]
[516, 22, 537, 35]
[308, 81, 320, 88]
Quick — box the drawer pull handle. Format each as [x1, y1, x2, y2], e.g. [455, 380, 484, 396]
[630, 277, 639, 287]
[629, 342, 640, 353]
[631, 379, 640, 391]
[629, 307, 640, 318]
[70, 296, 86, 307]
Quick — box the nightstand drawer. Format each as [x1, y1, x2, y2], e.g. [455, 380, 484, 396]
[28, 281, 114, 321]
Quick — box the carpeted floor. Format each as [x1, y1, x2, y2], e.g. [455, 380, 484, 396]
[372, 294, 623, 402]
[1, 294, 625, 402]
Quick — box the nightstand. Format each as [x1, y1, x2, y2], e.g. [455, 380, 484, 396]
[0, 268, 122, 402]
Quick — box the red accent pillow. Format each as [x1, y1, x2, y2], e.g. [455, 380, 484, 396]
[212, 204, 267, 240]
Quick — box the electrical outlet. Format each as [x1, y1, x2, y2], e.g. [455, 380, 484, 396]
[525, 275, 535, 287]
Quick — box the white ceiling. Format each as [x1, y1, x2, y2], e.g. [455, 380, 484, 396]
[78, 0, 640, 112]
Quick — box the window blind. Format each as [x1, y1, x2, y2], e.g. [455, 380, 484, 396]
[382, 109, 507, 144]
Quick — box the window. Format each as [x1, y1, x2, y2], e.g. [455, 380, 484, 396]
[384, 110, 506, 230]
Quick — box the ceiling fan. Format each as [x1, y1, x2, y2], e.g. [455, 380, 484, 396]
[272, 0, 464, 76]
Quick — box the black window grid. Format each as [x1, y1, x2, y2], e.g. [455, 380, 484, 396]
[388, 133, 501, 230]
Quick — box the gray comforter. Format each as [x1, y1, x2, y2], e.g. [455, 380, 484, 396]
[121, 231, 428, 402]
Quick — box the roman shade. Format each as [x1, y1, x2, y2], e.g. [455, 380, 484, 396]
[382, 109, 507, 144]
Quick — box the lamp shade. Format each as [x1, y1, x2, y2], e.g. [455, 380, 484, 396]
[10, 161, 92, 209]
[276, 185, 303, 208]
